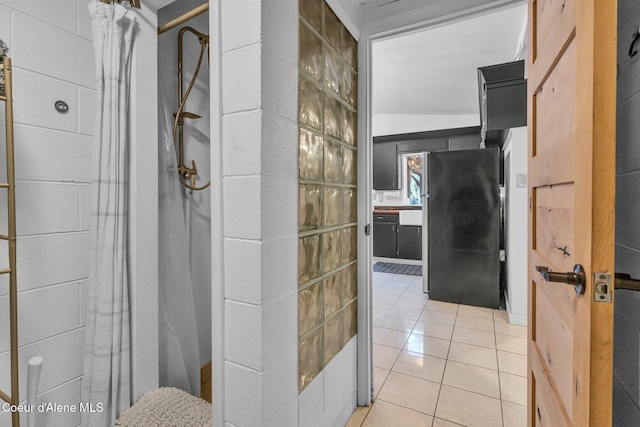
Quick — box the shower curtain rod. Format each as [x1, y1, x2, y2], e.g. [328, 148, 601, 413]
[158, 2, 209, 35]
[99, 0, 141, 8]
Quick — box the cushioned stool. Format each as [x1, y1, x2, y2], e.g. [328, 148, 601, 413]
[116, 387, 212, 426]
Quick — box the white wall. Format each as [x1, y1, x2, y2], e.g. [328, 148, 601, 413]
[0, 2, 94, 426]
[503, 127, 527, 325]
[372, 113, 479, 136]
[158, 5, 211, 367]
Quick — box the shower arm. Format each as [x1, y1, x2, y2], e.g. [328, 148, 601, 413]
[173, 27, 211, 192]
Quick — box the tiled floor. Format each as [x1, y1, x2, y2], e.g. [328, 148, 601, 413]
[347, 272, 528, 427]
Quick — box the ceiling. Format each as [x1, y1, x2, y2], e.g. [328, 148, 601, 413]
[372, 4, 527, 115]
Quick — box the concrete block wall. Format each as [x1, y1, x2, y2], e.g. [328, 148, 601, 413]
[0, 1, 94, 426]
[614, 0, 640, 425]
[220, 0, 300, 425]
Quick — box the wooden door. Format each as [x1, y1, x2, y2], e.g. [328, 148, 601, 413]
[527, 0, 617, 426]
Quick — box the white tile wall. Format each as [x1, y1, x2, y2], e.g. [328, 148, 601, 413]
[222, 43, 262, 114]
[225, 361, 264, 427]
[222, 111, 262, 176]
[12, 70, 79, 132]
[225, 300, 263, 370]
[14, 125, 92, 182]
[12, 13, 94, 88]
[223, 175, 262, 239]
[261, 112, 298, 179]
[224, 239, 262, 304]
[221, 0, 261, 53]
[0, 3, 94, 425]
[0, 282, 80, 352]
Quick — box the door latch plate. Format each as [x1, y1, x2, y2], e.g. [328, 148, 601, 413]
[594, 272, 612, 303]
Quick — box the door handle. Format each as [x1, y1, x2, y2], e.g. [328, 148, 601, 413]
[535, 264, 586, 295]
[615, 273, 640, 291]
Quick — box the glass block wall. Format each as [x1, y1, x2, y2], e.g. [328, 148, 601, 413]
[298, 0, 358, 393]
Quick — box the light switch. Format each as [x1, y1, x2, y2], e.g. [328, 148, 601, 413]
[516, 173, 527, 188]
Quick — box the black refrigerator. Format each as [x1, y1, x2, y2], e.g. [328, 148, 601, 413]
[422, 148, 501, 309]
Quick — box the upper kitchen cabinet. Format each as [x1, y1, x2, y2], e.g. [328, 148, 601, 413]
[373, 141, 399, 190]
[478, 60, 527, 147]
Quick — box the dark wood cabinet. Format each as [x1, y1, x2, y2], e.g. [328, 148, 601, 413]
[373, 142, 398, 190]
[373, 221, 397, 258]
[398, 225, 422, 260]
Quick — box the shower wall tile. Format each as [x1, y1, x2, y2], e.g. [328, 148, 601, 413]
[77, 0, 92, 40]
[12, 233, 89, 294]
[13, 13, 94, 89]
[223, 111, 262, 176]
[299, 281, 323, 337]
[262, 112, 299, 179]
[0, 7, 10, 49]
[299, 128, 324, 180]
[29, 377, 82, 427]
[224, 239, 262, 305]
[14, 125, 92, 183]
[262, 175, 298, 240]
[300, 184, 322, 231]
[12, 70, 78, 133]
[300, 20, 323, 81]
[16, 182, 79, 235]
[221, 0, 261, 52]
[225, 300, 263, 370]
[263, 290, 298, 365]
[0, 328, 84, 403]
[79, 184, 91, 231]
[299, 0, 323, 33]
[262, 46, 298, 122]
[225, 362, 263, 427]
[263, 0, 298, 67]
[79, 279, 87, 327]
[223, 176, 261, 239]
[78, 87, 96, 136]
[223, 43, 261, 114]
[262, 235, 298, 305]
[0, 0, 77, 34]
[0, 282, 79, 353]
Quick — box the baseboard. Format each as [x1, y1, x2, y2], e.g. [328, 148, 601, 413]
[201, 361, 212, 403]
[505, 297, 527, 326]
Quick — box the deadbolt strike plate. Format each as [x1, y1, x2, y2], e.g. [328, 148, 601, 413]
[594, 272, 612, 303]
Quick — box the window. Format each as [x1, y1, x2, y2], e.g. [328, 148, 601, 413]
[402, 153, 423, 205]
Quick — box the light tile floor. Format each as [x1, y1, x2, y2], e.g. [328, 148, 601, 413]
[347, 272, 528, 427]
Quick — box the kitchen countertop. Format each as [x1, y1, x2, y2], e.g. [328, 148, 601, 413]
[373, 206, 421, 214]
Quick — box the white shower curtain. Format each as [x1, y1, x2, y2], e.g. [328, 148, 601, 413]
[82, 2, 135, 426]
[157, 75, 201, 396]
